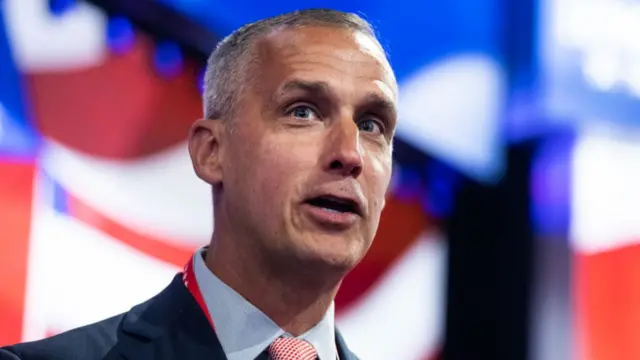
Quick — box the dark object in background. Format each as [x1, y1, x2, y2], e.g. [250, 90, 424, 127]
[444, 140, 536, 360]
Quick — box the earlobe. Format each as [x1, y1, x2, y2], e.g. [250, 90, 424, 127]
[188, 119, 225, 185]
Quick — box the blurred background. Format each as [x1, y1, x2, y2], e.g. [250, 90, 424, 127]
[0, 0, 638, 359]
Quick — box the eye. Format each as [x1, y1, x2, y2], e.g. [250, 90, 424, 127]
[358, 118, 384, 134]
[289, 105, 319, 121]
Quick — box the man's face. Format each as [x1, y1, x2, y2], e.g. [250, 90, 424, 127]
[220, 26, 397, 270]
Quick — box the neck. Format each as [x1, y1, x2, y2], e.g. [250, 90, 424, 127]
[205, 232, 343, 336]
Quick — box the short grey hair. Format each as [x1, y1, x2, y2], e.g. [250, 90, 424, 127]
[202, 9, 381, 121]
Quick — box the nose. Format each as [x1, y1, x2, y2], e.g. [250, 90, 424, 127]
[322, 118, 364, 178]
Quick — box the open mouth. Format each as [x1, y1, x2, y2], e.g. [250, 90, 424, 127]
[305, 195, 361, 216]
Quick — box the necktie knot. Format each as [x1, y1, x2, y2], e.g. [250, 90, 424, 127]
[268, 337, 318, 360]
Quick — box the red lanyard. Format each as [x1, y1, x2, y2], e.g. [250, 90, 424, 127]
[182, 256, 215, 329]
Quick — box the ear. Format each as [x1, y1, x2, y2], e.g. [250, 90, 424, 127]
[188, 119, 226, 186]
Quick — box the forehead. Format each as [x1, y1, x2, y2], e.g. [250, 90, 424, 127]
[252, 26, 397, 101]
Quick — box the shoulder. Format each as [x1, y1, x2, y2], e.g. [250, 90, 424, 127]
[0, 313, 125, 360]
[0, 274, 187, 360]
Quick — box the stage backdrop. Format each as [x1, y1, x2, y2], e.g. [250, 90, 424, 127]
[532, 0, 640, 359]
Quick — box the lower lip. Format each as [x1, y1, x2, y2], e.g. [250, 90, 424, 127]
[302, 204, 359, 229]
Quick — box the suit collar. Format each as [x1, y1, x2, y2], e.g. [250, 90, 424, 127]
[116, 274, 359, 360]
[335, 330, 359, 360]
[117, 274, 227, 360]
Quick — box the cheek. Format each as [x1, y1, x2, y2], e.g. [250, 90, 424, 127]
[367, 155, 392, 212]
[251, 140, 312, 207]
[371, 150, 392, 185]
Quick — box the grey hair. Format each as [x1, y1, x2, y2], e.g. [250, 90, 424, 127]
[202, 9, 380, 121]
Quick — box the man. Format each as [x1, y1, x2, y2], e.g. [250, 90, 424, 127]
[1, 8, 398, 360]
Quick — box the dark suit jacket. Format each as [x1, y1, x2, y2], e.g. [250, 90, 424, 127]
[0, 274, 359, 360]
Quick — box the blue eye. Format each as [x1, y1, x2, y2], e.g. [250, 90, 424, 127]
[290, 106, 318, 120]
[358, 119, 383, 134]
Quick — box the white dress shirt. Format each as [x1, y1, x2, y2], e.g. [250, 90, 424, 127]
[192, 247, 337, 360]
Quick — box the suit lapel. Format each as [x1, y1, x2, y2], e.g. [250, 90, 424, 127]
[110, 274, 359, 360]
[335, 329, 359, 360]
[114, 274, 228, 360]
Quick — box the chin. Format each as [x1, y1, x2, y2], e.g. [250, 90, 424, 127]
[299, 234, 366, 271]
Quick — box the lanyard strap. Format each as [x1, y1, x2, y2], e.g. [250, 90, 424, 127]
[182, 256, 215, 329]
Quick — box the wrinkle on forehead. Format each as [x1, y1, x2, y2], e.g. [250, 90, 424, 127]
[255, 26, 397, 95]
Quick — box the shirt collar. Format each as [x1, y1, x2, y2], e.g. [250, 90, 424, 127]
[192, 247, 337, 360]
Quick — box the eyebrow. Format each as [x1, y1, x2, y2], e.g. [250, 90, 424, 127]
[277, 79, 397, 122]
[359, 92, 398, 122]
[278, 79, 334, 99]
